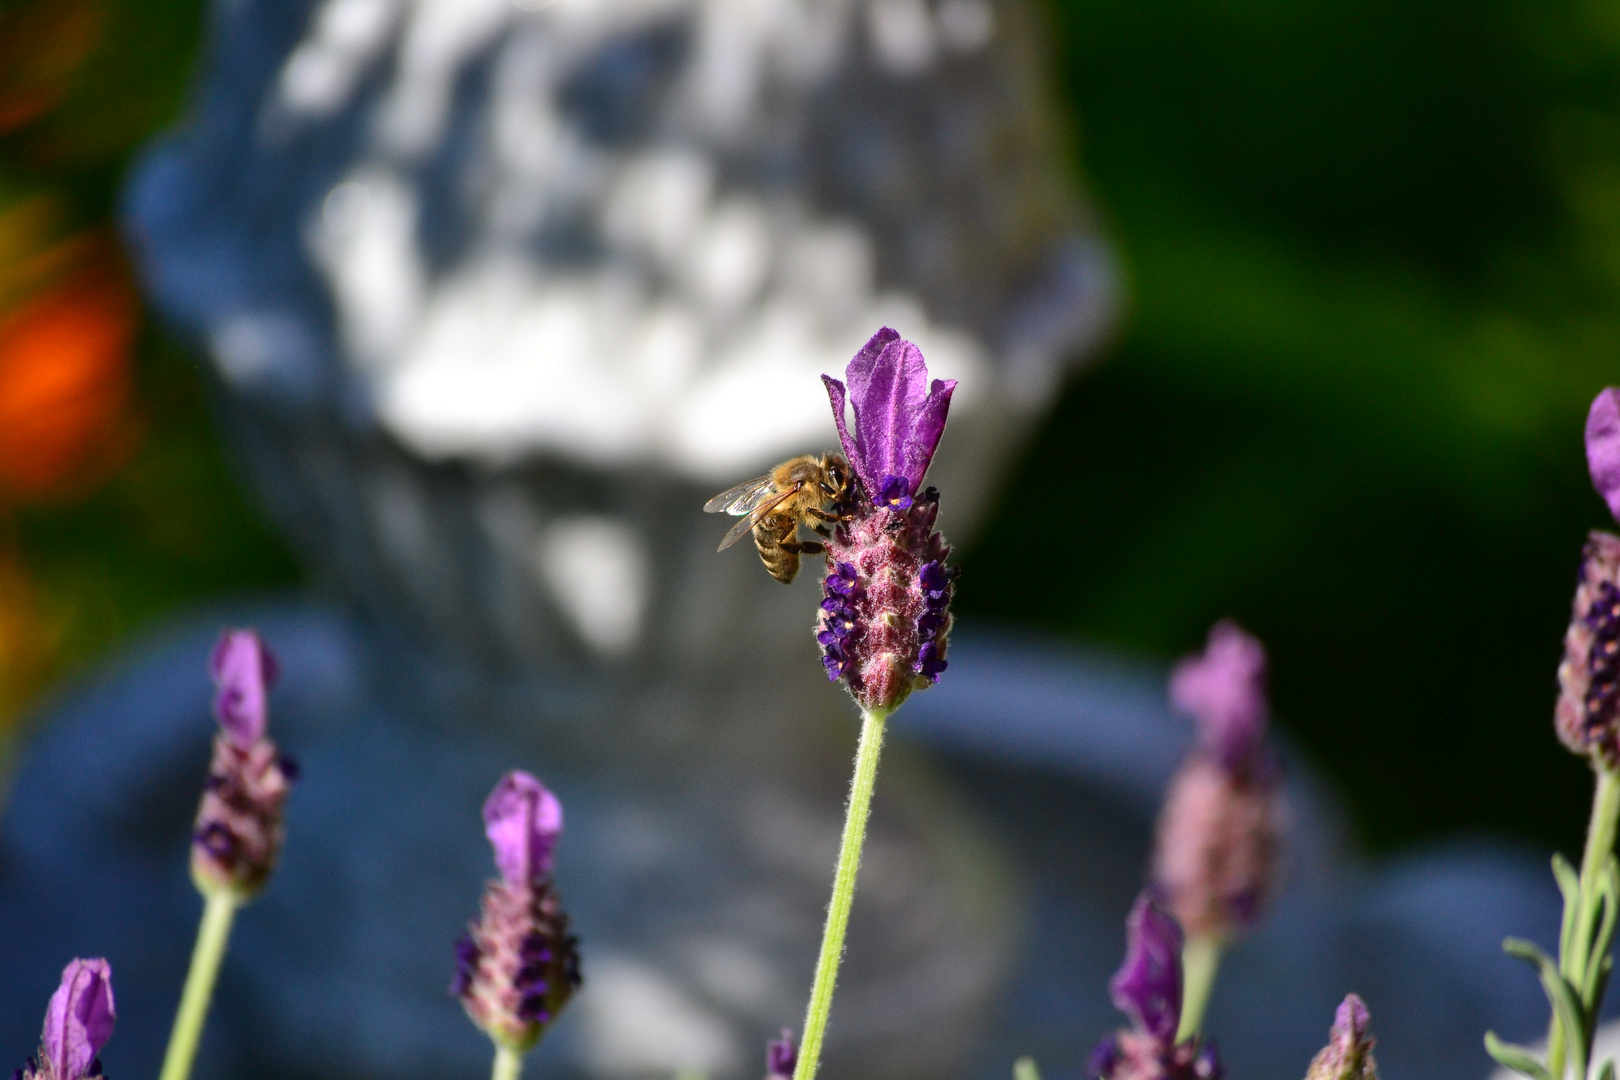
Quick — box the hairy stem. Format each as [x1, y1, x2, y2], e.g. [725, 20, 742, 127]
[793, 706, 889, 1080]
[1176, 933, 1224, 1042]
[1551, 767, 1620, 1079]
[158, 890, 239, 1080]
[492, 1044, 525, 1080]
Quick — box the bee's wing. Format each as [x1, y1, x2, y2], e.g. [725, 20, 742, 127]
[704, 474, 776, 515]
[716, 485, 801, 551]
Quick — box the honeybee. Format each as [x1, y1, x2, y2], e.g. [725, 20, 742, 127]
[704, 453, 853, 584]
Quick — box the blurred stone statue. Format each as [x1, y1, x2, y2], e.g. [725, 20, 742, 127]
[100, 0, 1116, 1077]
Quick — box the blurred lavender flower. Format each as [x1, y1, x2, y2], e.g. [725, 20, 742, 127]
[817, 328, 958, 712]
[190, 630, 294, 899]
[1556, 389, 1620, 766]
[1153, 620, 1283, 940]
[1089, 895, 1221, 1080]
[13, 959, 115, 1080]
[454, 771, 581, 1053]
[1303, 995, 1378, 1080]
[766, 1029, 797, 1080]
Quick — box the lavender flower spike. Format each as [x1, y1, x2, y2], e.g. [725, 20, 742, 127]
[766, 1029, 797, 1080]
[1304, 995, 1378, 1080]
[1154, 620, 1283, 942]
[1557, 407, 1620, 765]
[15, 959, 115, 1080]
[817, 329, 959, 711]
[455, 770, 581, 1053]
[191, 629, 294, 899]
[1090, 894, 1223, 1080]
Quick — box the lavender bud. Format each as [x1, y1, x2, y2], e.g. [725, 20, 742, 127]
[190, 630, 294, 899]
[766, 1029, 797, 1080]
[1155, 621, 1283, 939]
[15, 960, 114, 1080]
[1303, 995, 1378, 1080]
[818, 329, 958, 712]
[455, 771, 581, 1052]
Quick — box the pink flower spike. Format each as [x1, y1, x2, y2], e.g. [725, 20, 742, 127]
[1588, 388, 1620, 522]
[484, 771, 563, 886]
[209, 629, 278, 748]
[1170, 621, 1269, 772]
[1304, 994, 1378, 1080]
[40, 959, 114, 1080]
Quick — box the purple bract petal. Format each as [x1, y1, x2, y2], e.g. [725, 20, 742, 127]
[209, 629, 278, 748]
[1588, 388, 1620, 522]
[767, 1029, 797, 1079]
[42, 959, 114, 1080]
[1108, 893, 1184, 1043]
[822, 328, 956, 505]
[484, 771, 563, 886]
[1171, 620, 1269, 771]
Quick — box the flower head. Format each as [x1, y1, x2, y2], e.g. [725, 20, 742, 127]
[817, 330, 958, 712]
[1090, 895, 1221, 1080]
[455, 771, 581, 1053]
[1170, 621, 1268, 773]
[14, 959, 115, 1080]
[821, 327, 956, 511]
[766, 1029, 797, 1080]
[1303, 995, 1378, 1080]
[191, 629, 295, 899]
[1154, 620, 1283, 940]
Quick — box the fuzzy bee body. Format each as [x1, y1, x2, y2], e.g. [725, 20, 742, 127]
[704, 453, 853, 584]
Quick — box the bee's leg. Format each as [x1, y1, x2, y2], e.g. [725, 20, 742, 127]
[780, 540, 825, 555]
[813, 524, 832, 539]
[807, 507, 855, 523]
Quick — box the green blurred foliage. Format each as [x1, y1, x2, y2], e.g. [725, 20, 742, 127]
[965, 0, 1620, 852]
[0, 0, 299, 690]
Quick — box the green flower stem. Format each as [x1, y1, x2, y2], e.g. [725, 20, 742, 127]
[1176, 933, 1224, 1043]
[492, 1044, 525, 1080]
[793, 705, 889, 1080]
[1549, 766, 1620, 1080]
[158, 889, 240, 1080]
[1012, 1057, 1043, 1080]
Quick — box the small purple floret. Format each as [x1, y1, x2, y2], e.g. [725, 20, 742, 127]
[484, 771, 563, 887]
[209, 629, 278, 749]
[767, 1029, 797, 1079]
[1108, 894, 1184, 1044]
[40, 960, 115, 1080]
[1087, 1035, 1119, 1080]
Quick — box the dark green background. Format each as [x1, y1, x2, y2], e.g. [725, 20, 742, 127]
[10, 0, 1620, 854]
